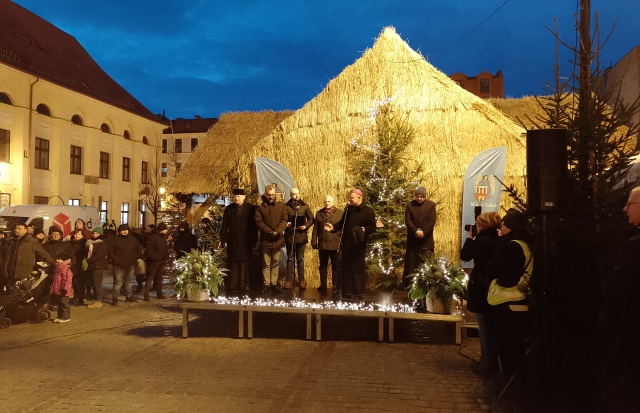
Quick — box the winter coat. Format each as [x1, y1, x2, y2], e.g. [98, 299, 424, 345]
[284, 199, 314, 244]
[108, 234, 143, 269]
[86, 238, 109, 271]
[3, 234, 54, 280]
[145, 230, 169, 263]
[173, 229, 198, 259]
[334, 202, 377, 273]
[460, 228, 502, 313]
[405, 198, 437, 252]
[69, 236, 88, 275]
[42, 240, 75, 267]
[255, 195, 288, 249]
[50, 259, 73, 296]
[485, 229, 531, 306]
[220, 202, 257, 261]
[311, 206, 343, 250]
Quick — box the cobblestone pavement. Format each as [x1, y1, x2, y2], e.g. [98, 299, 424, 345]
[0, 285, 525, 413]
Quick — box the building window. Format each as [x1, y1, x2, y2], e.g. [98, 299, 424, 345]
[124, 130, 131, 140]
[191, 138, 198, 152]
[141, 161, 149, 184]
[162, 139, 167, 153]
[99, 152, 110, 179]
[121, 202, 129, 225]
[35, 137, 49, 170]
[0, 92, 12, 105]
[34, 196, 48, 204]
[139, 202, 146, 227]
[100, 123, 111, 134]
[175, 138, 182, 153]
[36, 104, 51, 116]
[68, 198, 80, 206]
[122, 157, 130, 182]
[175, 162, 182, 173]
[161, 162, 167, 177]
[142, 136, 149, 145]
[70, 145, 82, 174]
[479, 78, 490, 93]
[71, 115, 83, 125]
[0, 128, 10, 162]
[100, 201, 108, 223]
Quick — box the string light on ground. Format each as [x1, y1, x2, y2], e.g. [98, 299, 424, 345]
[209, 296, 415, 313]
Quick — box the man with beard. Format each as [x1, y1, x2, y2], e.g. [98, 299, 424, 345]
[219, 189, 257, 292]
[325, 188, 376, 299]
[283, 188, 313, 290]
[402, 186, 437, 289]
[255, 185, 287, 294]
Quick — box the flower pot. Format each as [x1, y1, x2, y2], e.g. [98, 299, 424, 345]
[426, 292, 452, 314]
[186, 285, 210, 302]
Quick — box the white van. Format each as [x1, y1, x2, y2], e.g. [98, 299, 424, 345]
[0, 205, 101, 238]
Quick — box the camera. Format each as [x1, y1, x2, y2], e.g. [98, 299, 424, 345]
[464, 205, 482, 237]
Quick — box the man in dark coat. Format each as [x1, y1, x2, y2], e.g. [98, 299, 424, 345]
[143, 222, 169, 301]
[174, 222, 198, 259]
[602, 186, 640, 411]
[326, 188, 376, 299]
[284, 188, 314, 290]
[402, 185, 437, 289]
[219, 189, 257, 292]
[4, 223, 54, 291]
[311, 195, 343, 293]
[255, 184, 287, 294]
[108, 224, 143, 305]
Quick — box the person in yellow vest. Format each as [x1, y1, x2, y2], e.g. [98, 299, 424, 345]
[486, 208, 533, 377]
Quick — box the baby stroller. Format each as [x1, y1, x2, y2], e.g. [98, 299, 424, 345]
[0, 264, 51, 328]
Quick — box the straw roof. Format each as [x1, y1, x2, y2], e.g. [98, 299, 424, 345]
[171, 110, 293, 194]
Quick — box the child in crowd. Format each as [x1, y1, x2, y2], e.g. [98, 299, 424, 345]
[50, 250, 74, 323]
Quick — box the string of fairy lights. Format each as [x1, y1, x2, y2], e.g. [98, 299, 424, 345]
[209, 296, 416, 313]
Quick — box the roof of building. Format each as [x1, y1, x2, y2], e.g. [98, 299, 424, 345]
[0, 0, 163, 123]
[163, 117, 219, 134]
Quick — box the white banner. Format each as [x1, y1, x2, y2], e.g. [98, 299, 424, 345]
[254, 157, 295, 202]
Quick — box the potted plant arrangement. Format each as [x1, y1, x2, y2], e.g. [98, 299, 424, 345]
[407, 254, 466, 314]
[174, 249, 228, 301]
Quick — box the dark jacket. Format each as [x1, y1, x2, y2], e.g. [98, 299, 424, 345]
[460, 228, 502, 313]
[108, 234, 143, 268]
[42, 240, 75, 269]
[220, 202, 257, 261]
[284, 199, 314, 244]
[255, 195, 288, 249]
[405, 199, 437, 251]
[334, 202, 377, 273]
[86, 238, 109, 271]
[4, 234, 54, 280]
[311, 206, 343, 250]
[173, 229, 198, 259]
[69, 236, 88, 275]
[144, 230, 169, 262]
[485, 229, 531, 306]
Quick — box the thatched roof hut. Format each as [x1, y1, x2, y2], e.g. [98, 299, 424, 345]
[173, 26, 528, 265]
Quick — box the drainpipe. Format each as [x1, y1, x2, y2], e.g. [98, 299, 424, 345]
[27, 76, 39, 203]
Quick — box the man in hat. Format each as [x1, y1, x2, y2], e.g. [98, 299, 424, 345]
[219, 188, 257, 292]
[143, 222, 169, 300]
[486, 208, 532, 377]
[402, 185, 437, 289]
[108, 224, 143, 305]
[255, 184, 288, 294]
[325, 188, 376, 299]
[283, 188, 314, 290]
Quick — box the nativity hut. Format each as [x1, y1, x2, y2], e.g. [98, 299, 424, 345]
[172, 27, 528, 287]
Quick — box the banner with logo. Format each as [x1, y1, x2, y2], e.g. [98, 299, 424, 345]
[460, 146, 507, 252]
[254, 157, 295, 203]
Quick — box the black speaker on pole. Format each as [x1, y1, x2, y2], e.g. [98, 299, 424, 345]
[526, 128, 568, 214]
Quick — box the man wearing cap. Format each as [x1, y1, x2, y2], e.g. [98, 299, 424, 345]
[403, 185, 437, 289]
[284, 188, 314, 290]
[219, 189, 257, 292]
[325, 188, 376, 299]
[486, 208, 532, 377]
[255, 184, 288, 294]
[108, 224, 143, 305]
[143, 222, 169, 300]
[86, 227, 108, 308]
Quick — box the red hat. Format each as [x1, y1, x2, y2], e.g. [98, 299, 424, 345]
[351, 188, 363, 197]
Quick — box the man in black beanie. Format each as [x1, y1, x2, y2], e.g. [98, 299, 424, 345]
[402, 185, 437, 289]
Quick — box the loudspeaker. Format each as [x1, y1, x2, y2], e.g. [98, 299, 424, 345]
[526, 129, 568, 213]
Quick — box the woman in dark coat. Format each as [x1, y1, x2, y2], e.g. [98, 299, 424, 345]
[69, 229, 88, 305]
[460, 211, 502, 374]
[326, 189, 376, 299]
